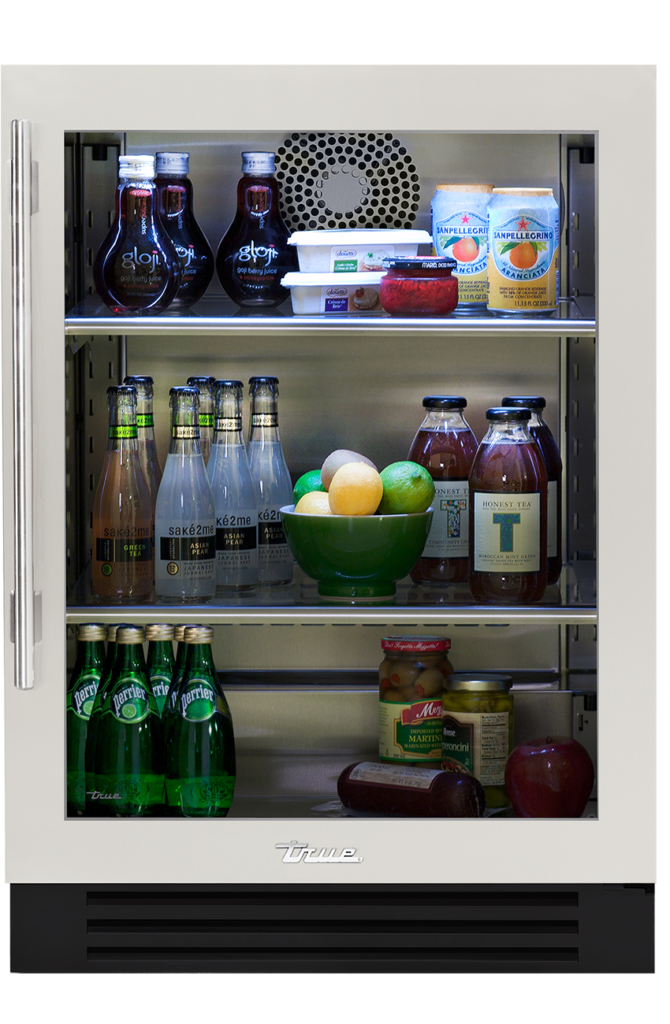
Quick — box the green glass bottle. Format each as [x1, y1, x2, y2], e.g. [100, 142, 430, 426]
[66, 623, 106, 816]
[85, 623, 124, 808]
[164, 625, 236, 817]
[146, 623, 176, 716]
[162, 622, 195, 719]
[91, 624, 164, 816]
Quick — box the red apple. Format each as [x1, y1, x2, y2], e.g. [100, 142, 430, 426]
[505, 735, 595, 818]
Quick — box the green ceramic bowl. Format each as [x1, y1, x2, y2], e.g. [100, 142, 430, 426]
[280, 505, 434, 602]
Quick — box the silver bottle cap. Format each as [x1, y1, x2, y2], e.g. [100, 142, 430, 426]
[184, 625, 214, 644]
[116, 625, 146, 645]
[145, 623, 175, 642]
[156, 151, 190, 176]
[118, 155, 155, 180]
[241, 152, 275, 175]
[77, 623, 107, 642]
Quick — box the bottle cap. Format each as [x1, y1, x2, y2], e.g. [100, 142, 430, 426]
[422, 396, 467, 410]
[443, 673, 512, 693]
[124, 376, 154, 399]
[381, 635, 450, 653]
[118, 155, 155, 180]
[486, 407, 531, 422]
[242, 152, 275, 175]
[187, 377, 215, 397]
[106, 624, 121, 642]
[249, 376, 279, 394]
[214, 380, 244, 392]
[116, 625, 146, 645]
[184, 625, 214, 644]
[145, 624, 175, 642]
[174, 624, 193, 643]
[501, 396, 547, 410]
[155, 151, 189, 176]
[77, 623, 107, 642]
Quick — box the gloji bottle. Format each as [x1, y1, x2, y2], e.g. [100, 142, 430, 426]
[247, 376, 294, 585]
[208, 380, 259, 592]
[94, 154, 181, 315]
[469, 407, 547, 604]
[502, 395, 563, 584]
[155, 151, 214, 309]
[407, 397, 478, 586]
[88, 625, 164, 817]
[92, 385, 153, 603]
[66, 623, 106, 816]
[154, 386, 216, 602]
[164, 626, 236, 817]
[216, 152, 297, 308]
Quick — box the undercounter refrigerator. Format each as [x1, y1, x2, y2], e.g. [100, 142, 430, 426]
[1, 64, 656, 973]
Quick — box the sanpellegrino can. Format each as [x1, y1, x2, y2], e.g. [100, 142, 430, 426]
[66, 623, 106, 816]
[146, 623, 176, 716]
[164, 626, 236, 817]
[89, 625, 164, 816]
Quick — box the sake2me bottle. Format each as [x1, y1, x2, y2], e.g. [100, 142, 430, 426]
[247, 376, 294, 585]
[155, 151, 214, 309]
[94, 154, 181, 315]
[92, 385, 153, 603]
[66, 623, 106, 816]
[186, 376, 215, 464]
[154, 386, 216, 602]
[208, 380, 259, 591]
[123, 375, 163, 509]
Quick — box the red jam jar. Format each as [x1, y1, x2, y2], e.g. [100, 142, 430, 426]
[380, 256, 458, 317]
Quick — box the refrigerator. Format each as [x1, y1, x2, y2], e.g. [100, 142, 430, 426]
[1, 64, 656, 973]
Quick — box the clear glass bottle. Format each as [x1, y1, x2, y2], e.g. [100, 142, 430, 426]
[502, 395, 563, 585]
[154, 386, 216, 602]
[186, 376, 215, 464]
[93, 154, 181, 315]
[208, 380, 259, 591]
[155, 151, 214, 309]
[145, 623, 176, 717]
[123, 375, 163, 508]
[92, 385, 153, 603]
[88, 625, 164, 817]
[247, 376, 294, 585]
[216, 152, 297, 308]
[407, 397, 478, 586]
[164, 625, 236, 817]
[66, 623, 107, 816]
[469, 408, 548, 604]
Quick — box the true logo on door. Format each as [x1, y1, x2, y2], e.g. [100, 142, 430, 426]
[275, 840, 363, 864]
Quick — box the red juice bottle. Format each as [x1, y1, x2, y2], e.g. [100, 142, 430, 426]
[155, 152, 214, 309]
[407, 397, 478, 585]
[502, 395, 563, 585]
[469, 407, 547, 604]
[94, 155, 180, 315]
[216, 152, 297, 308]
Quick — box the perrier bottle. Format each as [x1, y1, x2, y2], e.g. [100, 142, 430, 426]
[162, 622, 196, 719]
[91, 624, 164, 816]
[146, 623, 176, 716]
[67, 623, 106, 816]
[164, 625, 236, 816]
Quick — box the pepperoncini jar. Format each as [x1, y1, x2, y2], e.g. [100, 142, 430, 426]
[441, 674, 513, 809]
[379, 636, 453, 766]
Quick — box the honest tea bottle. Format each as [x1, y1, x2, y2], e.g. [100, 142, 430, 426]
[164, 626, 236, 817]
[66, 623, 106, 816]
[154, 386, 216, 602]
[92, 385, 153, 603]
[89, 625, 164, 816]
[469, 407, 548, 604]
[216, 152, 297, 308]
[155, 151, 214, 309]
[146, 623, 176, 717]
[247, 376, 294, 585]
[407, 396, 478, 586]
[93, 154, 180, 315]
[208, 380, 259, 591]
[502, 395, 563, 585]
[123, 375, 163, 508]
[186, 376, 215, 464]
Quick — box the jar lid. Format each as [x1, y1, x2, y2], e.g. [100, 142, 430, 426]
[77, 623, 107, 642]
[444, 673, 512, 693]
[382, 635, 451, 652]
[486, 407, 531, 422]
[492, 187, 554, 197]
[423, 396, 467, 410]
[145, 623, 175, 642]
[435, 184, 495, 193]
[381, 256, 456, 272]
[502, 396, 546, 410]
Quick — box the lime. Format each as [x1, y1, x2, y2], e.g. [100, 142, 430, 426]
[293, 469, 326, 504]
[122, 703, 137, 719]
[377, 461, 435, 515]
[83, 700, 94, 717]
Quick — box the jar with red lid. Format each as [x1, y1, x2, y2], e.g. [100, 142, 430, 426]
[379, 635, 453, 766]
[380, 256, 458, 317]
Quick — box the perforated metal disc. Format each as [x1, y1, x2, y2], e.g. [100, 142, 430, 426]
[275, 132, 420, 231]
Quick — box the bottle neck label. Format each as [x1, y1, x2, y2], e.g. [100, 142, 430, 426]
[136, 413, 154, 428]
[172, 425, 200, 439]
[215, 417, 242, 432]
[109, 425, 138, 439]
[251, 413, 278, 428]
[199, 413, 214, 428]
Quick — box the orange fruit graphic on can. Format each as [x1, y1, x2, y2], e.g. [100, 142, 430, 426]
[487, 188, 559, 315]
[431, 184, 494, 308]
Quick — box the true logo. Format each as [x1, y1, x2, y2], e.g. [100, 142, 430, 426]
[275, 840, 363, 864]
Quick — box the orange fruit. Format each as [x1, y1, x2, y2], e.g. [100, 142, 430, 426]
[328, 463, 384, 516]
[294, 491, 332, 515]
[509, 241, 537, 270]
[452, 236, 479, 263]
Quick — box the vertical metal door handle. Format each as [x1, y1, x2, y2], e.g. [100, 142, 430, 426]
[10, 119, 36, 689]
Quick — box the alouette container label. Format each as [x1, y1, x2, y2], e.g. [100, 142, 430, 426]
[473, 492, 541, 572]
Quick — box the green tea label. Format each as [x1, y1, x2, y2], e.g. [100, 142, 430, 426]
[136, 413, 154, 428]
[67, 671, 100, 720]
[177, 677, 228, 721]
[442, 711, 509, 785]
[166, 774, 235, 811]
[379, 697, 443, 762]
[109, 424, 138, 439]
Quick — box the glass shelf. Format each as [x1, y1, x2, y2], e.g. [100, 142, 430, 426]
[64, 294, 596, 339]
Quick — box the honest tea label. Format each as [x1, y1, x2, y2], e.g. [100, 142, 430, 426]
[350, 761, 441, 790]
[473, 491, 541, 573]
[379, 697, 443, 762]
[442, 711, 509, 786]
[547, 480, 558, 559]
[423, 480, 469, 558]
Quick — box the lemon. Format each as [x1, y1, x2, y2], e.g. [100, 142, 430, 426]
[377, 461, 435, 515]
[293, 469, 326, 504]
[328, 463, 383, 516]
[294, 491, 332, 515]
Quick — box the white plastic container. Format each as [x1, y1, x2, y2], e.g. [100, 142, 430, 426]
[281, 272, 385, 315]
[288, 229, 432, 273]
